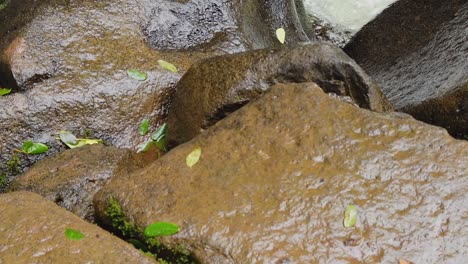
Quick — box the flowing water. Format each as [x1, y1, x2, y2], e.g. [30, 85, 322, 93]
[303, 0, 398, 33]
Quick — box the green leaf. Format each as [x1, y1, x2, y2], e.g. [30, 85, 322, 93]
[127, 69, 148, 81]
[151, 123, 167, 142]
[154, 137, 167, 152]
[151, 123, 167, 151]
[136, 140, 153, 153]
[59, 130, 78, 146]
[276, 28, 286, 44]
[157, 60, 178, 73]
[0, 88, 12, 96]
[22, 140, 33, 152]
[22, 140, 48, 154]
[144, 222, 179, 237]
[65, 228, 85, 241]
[186, 147, 202, 168]
[139, 119, 150, 136]
[343, 204, 357, 228]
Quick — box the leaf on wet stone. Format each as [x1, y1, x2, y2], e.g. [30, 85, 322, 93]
[72, 139, 102, 149]
[276, 28, 286, 44]
[139, 119, 150, 136]
[58, 131, 102, 149]
[127, 69, 148, 81]
[0, 88, 12, 96]
[151, 123, 167, 142]
[144, 222, 180, 237]
[343, 204, 357, 228]
[22, 140, 33, 152]
[22, 140, 48, 154]
[151, 123, 167, 151]
[186, 147, 202, 168]
[65, 228, 85, 241]
[136, 140, 153, 153]
[157, 60, 178, 73]
[59, 130, 78, 147]
[154, 137, 167, 152]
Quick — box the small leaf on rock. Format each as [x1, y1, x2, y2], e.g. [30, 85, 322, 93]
[0, 88, 12, 96]
[65, 228, 85, 241]
[22, 140, 48, 154]
[74, 139, 102, 149]
[151, 123, 167, 142]
[343, 204, 357, 228]
[22, 140, 33, 152]
[186, 147, 202, 168]
[154, 137, 167, 152]
[136, 140, 153, 153]
[139, 119, 150, 136]
[144, 222, 179, 237]
[127, 69, 147, 81]
[157, 60, 178, 73]
[276, 28, 286, 44]
[59, 130, 78, 146]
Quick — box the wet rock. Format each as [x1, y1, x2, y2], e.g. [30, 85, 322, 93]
[167, 43, 392, 146]
[8, 144, 155, 222]
[0, 191, 156, 263]
[0, 0, 322, 175]
[0, 1, 185, 174]
[345, 0, 468, 138]
[95, 82, 467, 263]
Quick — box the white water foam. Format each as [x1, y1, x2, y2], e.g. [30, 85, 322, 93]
[303, 0, 397, 33]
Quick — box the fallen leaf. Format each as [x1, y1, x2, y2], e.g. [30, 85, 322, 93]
[276, 28, 286, 44]
[127, 69, 148, 81]
[157, 60, 178, 73]
[343, 204, 357, 228]
[186, 147, 202, 168]
[22, 140, 48, 154]
[136, 140, 153, 153]
[139, 119, 150, 136]
[0, 88, 12, 96]
[59, 130, 78, 146]
[144, 222, 180, 237]
[65, 228, 85, 241]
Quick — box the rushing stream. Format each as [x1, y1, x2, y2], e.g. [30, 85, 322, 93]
[303, 0, 398, 33]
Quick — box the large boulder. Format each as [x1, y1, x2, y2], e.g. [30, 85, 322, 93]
[95, 83, 467, 263]
[345, 0, 468, 138]
[0, 191, 156, 263]
[0, 0, 319, 175]
[0, 1, 184, 175]
[8, 144, 156, 222]
[167, 43, 392, 146]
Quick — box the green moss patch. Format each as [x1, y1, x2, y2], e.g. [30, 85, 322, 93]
[105, 196, 197, 264]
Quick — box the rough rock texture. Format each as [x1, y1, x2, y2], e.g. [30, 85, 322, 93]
[167, 43, 392, 146]
[0, 1, 185, 175]
[8, 144, 156, 222]
[345, 0, 468, 138]
[0, 191, 156, 264]
[95, 83, 468, 263]
[0, 0, 320, 175]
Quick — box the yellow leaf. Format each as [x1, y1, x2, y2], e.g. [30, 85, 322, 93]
[158, 60, 178, 73]
[276, 28, 286, 44]
[186, 147, 202, 168]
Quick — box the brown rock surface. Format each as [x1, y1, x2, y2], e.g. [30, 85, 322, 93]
[345, 0, 468, 138]
[0, 191, 156, 264]
[95, 82, 468, 263]
[8, 144, 155, 222]
[167, 43, 392, 146]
